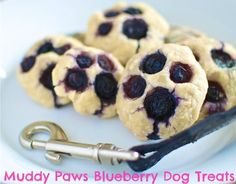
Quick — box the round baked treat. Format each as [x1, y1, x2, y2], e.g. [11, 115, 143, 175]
[165, 26, 206, 44]
[182, 37, 236, 119]
[52, 46, 124, 118]
[17, 35, 83, 108]
[116, 44, 208, 140]
[85, 2, 169, 65]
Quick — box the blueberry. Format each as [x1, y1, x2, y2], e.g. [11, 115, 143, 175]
[65, 69, 88, 91]
[97, 22, 113, 36]
[170, 62, 192, 83]
[21, 56, 36, 72]
[94, 73, 118, 103]
[144, 87, 177, 121]
[122, 18, 148, 40]
[37, 41, 54, 55]
[76, 54, 93, 68]
[105, 11, 120, 17]
[97, 55, 115, 72]
[39, 64, 56, 90]
[206, 81, 226, 103]
[39, 64, 65, 108]
[123, 75, 146, 99]
[54, 44, 71, 55]
[205, 81, 227, 114]
[211, 49, 235, 68]
[140, 51, 166, 74]
[123, 7, 142, 15]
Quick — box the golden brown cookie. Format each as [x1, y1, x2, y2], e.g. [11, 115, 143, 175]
[182, 37, 236, 119]
[17, 35, 83, 107]
[116, 44, 208, 140]
[85, 2, 169, 65]
[52, 46, 124, 118]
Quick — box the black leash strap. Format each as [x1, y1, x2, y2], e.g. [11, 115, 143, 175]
[127, 107, 236, 172]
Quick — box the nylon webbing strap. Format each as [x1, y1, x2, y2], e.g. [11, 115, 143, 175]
[127, 107, 236, 172]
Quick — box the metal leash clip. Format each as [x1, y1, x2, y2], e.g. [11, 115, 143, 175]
[19, 121, 139, 165]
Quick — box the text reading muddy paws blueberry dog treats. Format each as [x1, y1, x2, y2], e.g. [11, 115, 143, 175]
[3, 170, 236, 184]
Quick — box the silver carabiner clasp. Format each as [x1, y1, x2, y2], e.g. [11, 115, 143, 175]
[19, 121, 139, 165]
[19, 121, 69, 163]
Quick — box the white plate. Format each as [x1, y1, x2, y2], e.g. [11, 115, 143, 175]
[1, 0, 236, 177]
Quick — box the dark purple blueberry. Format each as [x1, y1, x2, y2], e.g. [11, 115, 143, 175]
[94, 73, 118, 103]
[170, 62, 192, 83]
[39, 64, 56, 90]
[65, 69, 88, 91]
[211, 49, 235, 68]
[97, 55, 115, 72]
[54, 44, 71, 55]
[122, 18, 148, 40]
[21, 56, 36, 72]
[140, 51, 166, 74]
[105, 10, 120, 17]
[76, 54, 93, 68]
[144, 87, 177, 121]
[37, 41, 54, 55]
[147, 122, 160, 140]
[206, 81, 226, 103]
[123, 7, 142, 15]
[97, 22, 113, 36]
[123, 75, 146, 99]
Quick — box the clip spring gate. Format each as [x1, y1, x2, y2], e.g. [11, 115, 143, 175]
[19, 107, 236, 172]
[19, 121, 139, 165]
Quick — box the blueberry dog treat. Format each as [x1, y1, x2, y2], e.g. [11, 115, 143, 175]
[85, 2, 169, 65]
[116, 44, 208, 140]
[165, 26, 206, 44]
[182, 37, 236, 119]
[52, 46, 124, 118]
[17, 35, 83, 108]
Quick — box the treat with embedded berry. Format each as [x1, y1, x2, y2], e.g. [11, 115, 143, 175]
[52, 46, 124, 118]
[85, 2, 169, 65]
[116, 44, 208, 140]
[182, 37, 236, 119]
[17, 35, 83, 108]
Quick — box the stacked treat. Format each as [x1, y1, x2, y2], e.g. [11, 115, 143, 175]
[17, 2, 236, 141]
